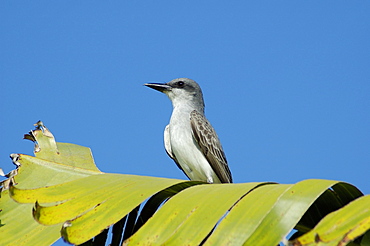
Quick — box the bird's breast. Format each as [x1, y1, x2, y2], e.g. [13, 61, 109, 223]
[168, 111, 218, 182]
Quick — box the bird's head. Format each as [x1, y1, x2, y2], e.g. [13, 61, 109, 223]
[145, 78, 205, 110]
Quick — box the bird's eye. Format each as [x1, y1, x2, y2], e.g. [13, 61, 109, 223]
[177, 81, 185, 87]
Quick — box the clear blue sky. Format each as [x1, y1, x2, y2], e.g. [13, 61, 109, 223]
[1, 2, 369, 245]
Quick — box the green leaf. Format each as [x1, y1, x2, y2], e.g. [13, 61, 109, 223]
[1, 122, 368, 246]
[290, 195, 370, 246]
[0, 122, 102, 246]
[25, 121, 99, 172]
[124, 182, 266, 245]
[0, 189, 61, 246]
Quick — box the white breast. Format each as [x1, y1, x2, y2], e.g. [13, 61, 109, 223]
[168, 108, 220, 183]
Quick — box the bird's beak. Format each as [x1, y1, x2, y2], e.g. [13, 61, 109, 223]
[144, 83, 171, 93]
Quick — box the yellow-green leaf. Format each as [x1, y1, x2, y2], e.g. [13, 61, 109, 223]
[291, 195, 370, 246]
[124, 182, 266, 245]
[1, 121, 368, 246]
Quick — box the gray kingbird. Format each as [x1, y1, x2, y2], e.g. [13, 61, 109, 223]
[145, 78, 232, 183]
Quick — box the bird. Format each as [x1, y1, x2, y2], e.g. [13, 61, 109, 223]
[145, 78, 232, 183]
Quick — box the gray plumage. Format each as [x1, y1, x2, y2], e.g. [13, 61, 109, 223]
[145, 78, 232, 183]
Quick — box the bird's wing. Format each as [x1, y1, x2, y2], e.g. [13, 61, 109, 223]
[190, 110, 232, 183]
[164, 124, 190, 179]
